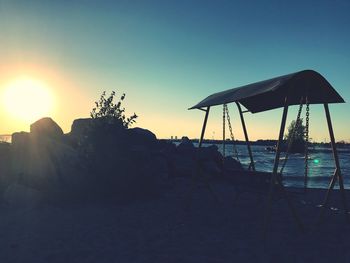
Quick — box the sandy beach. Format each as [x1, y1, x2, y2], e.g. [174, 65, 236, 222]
[1, 177, 350, 263]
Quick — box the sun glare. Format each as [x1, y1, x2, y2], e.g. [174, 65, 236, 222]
[2, 78, 54, 124]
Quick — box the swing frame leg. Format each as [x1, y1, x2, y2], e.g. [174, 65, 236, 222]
[317, 104, 349, 224]
[236, 102, 255, 171]
[185, 107, 219, 209]
[317, 168, 338, 224]
[263, 96, 304, 238]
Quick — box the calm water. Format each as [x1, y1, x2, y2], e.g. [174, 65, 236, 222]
[201, 143, 350, 189]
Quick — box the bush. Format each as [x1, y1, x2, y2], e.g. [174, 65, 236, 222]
[90, 91, 138, 128]
[84, 91, 138, 157]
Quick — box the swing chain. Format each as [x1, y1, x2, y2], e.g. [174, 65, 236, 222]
[223, 104, 226, 157]
[224, 104, 240, 161]
[304, 100, 310, 190]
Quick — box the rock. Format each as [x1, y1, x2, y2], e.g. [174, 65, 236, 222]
[11, 132, 30, 147]
[197, 145, 225, 177]
[7, 116, 177, 203]
[157, 139, 194, 178]
[223, 156, 243, 171]
[10, 134, 92, 202]
[159, 140, 177, 153]
[198, 145, 222, 163]
[68, 118, 95, 148]
[171, 154, 196, 177]
[30, 117, 63, 139]
[70, 118, 94, 137]
[0, 143, 12, 193]
[127, 127, 157, 149]
[202, 160, 222, 176]
[177, 136, 194, 152]
[69, 118, 127, 151]
[77, 118, 126, 141]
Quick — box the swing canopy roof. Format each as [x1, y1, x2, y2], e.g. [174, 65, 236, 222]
[189, 70, 345, 113]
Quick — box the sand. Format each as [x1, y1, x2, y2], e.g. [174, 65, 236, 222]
[1, 177, 350, 263]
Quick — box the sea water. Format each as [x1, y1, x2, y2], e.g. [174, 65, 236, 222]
[201, 143, 350, 189]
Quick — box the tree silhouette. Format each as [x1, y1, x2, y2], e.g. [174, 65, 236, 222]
[284, 119, 306, 153]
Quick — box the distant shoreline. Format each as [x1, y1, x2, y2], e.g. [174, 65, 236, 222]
[0, 134, 11, 143]
[161, 138, 350, 148]
[2, 134, 350, 148]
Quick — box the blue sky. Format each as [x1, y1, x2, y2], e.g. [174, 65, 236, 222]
[0, 0, 349, 141]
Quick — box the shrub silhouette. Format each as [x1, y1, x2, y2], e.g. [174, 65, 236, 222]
[85, 90, 138, 159]
[90, 91, 137, 128]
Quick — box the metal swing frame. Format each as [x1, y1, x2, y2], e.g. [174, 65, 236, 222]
[190, 70, 349, 235]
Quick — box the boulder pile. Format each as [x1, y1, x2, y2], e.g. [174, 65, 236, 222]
[1, 118, 242, 205]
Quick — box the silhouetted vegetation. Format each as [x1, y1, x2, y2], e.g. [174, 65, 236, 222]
[285, 119, 306, 142]
[75, 91, 163, 202]
[284, 119, 307, 153]
[82, 91, 138, 158]
[90, 91, 138, 128]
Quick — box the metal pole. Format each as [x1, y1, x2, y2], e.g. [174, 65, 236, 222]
[197, 106, 219, 203]
[263, 96, 289, 237]
[199, 107, 210, 148]
[236, 102, 255, 171]
[185, 106, 216, 210]
[317, 168, 338, 225]
[319, 103, 349, 222]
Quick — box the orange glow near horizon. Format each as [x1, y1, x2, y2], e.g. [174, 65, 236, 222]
[0, 64, 94, 134]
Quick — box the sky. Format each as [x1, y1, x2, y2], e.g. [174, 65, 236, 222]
[0, 0, 349, 142]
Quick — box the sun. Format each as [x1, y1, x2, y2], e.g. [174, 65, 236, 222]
[2, 78, 54, 124]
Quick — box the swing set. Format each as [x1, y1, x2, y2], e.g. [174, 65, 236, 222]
[189, 69, 349, 234]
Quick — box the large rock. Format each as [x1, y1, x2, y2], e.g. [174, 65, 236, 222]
[198, 145, 222, 163]
[171, 154, 196, 177]
[30, 117, 63, 139]
[69, 118, 127, 149]
[197, 145, 224, 177]
[223, 156, 243, 171]
[127, 127, 157, 149]
[10, 133, 92, 202]
[177, 136, 195, 153]
[11, 131, 30, 148]
[70, 118, 94, 137]
[0, 142, 12, 194]
[68, 118, 95, 148]
[168, 137, 196, 177]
